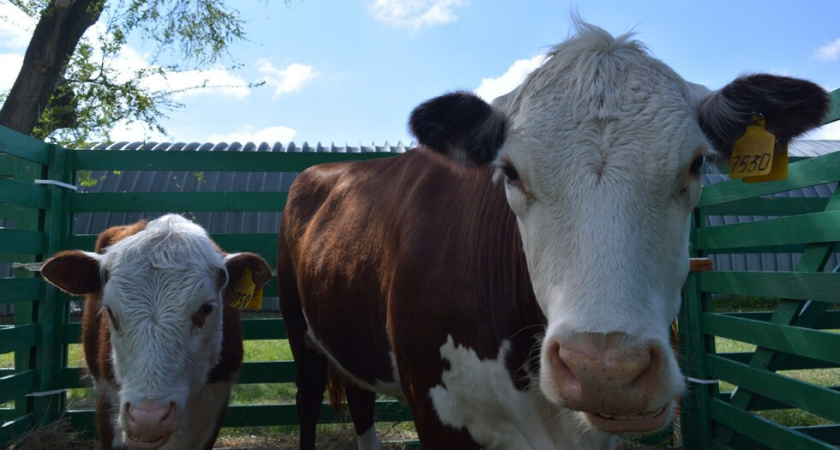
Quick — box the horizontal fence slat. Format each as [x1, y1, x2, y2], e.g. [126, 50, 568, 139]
[64, 322, 81, 344]
[706, 355, 840, 422]
[0, 413, 35, 442]
[69, 192, 288, 213]
[0, 370, 37, 404]
[698, 271, 840, 303]
[709, 398, 835, 450]
[699, 151, 840, 208]
[724, 310, 840, 330]
[0, 127, 51, 164]
[702, 197, 829, 217]
[702, 313, 840, 366]
[697, 210, 840, 251]
[0, 278, 41, 305]
[63, 311, 286, 345]
[719, 352, 840, 371]
[238, 361, 295, 384]
[72, 150, 398, 172]
[0, 177, 47, 209]
[66, 400, 414, 429]
[62, 367, 86, 390]
[0, 229, 44, 255]
[242, 318, 286, 340]
[0, 324, 39, 354]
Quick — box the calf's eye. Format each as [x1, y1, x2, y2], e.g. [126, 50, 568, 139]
[689, 155, 705, 175]
[501, 163, 519, 182]
[192, 302, 215, 328]
[106, 307, 120, 332]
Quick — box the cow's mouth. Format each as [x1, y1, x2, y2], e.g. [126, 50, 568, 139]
[585, 403, 671, 433]
[125, 431, 168, 449]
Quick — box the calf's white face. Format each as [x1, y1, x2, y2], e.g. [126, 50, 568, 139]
[409, 22, 828, 436]
[99, 217, 228, 445]
[40, 214, 273, 449]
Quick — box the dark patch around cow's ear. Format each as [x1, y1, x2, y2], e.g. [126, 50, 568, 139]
[224, 253, 273, 291]
[409, 91, 507, 167]
[697, 74, 829, 157]
[40, 250, 102, 295]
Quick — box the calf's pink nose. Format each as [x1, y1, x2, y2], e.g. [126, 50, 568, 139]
[125, 401, 177, 438]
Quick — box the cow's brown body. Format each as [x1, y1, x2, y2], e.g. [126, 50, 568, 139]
[279, 149, 542, 448]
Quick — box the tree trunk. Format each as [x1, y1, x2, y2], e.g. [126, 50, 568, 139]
[0, 0, 104, 136]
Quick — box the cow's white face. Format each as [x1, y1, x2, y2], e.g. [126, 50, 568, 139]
[99, 216, 228, 447]
[494, 29, 707, 432]
[410, 21, 827, 438]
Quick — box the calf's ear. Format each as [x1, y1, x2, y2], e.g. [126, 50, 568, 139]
[697, 74, 829, 157]
[409, 91, 507, 166]
[40, 250, 103, 295]
[224, 253, 273, 290]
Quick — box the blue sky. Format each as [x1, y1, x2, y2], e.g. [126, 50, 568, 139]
[1, 0, 839, 146]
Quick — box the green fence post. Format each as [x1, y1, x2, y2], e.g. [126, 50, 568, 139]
[680, 210, 716, 449]
[31, 144, 73, 426]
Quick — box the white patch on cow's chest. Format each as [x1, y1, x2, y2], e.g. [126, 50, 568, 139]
[429, 335, 615, 450]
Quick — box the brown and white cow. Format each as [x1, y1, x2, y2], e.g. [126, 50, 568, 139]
[41, 214, 271, 450]
[277, 23, 828, 449]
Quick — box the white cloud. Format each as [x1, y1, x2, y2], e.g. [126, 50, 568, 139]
[368, 0, 468, 30]
[207, 125, 297, 144]
[0, 1, 35, 49]
[0, 53, 23, 91]
[813, 38, 840, 62]
[475, 54, 545, 102]
[802, 120, 840, 140]
[106, 120, 170, 143]
[257, 60, 317, 98]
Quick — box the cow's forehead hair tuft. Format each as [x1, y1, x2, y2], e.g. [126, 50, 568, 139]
[102, 214, 226, 275]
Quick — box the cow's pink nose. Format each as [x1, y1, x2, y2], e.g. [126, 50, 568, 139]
[548, 332, 662, 415]
[124, 401, 177, 448]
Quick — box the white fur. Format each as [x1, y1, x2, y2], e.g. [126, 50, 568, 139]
[429, 335, 614, 450]
[97, 214, 230, 447]
[356, 426, 382, 450]
[495, 22, 703, 410]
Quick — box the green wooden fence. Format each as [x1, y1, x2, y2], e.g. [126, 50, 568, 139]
[1, 87, 839, 448]
[679, 88, 840, 449]
[0, 133, 412, 446]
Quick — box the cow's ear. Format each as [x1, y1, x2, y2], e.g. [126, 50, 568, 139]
[409, 91, 507, 166]
[224, 253, 273, 290]
[41, 250, 102, 295]
[697, 74, 829, 157]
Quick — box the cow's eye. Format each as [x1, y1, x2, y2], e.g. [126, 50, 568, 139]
[105, 307, 120, 333]
[689, 155, 705, 175]
[192, 302, 214, 328]
[501, 163, 519, 182]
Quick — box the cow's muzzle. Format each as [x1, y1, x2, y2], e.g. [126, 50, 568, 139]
[545, 331, 677, 433]
[124, 401, 177, 449]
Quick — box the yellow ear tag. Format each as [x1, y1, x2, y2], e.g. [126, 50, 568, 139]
[229, 267, 263, 310]
[729, 115, 776, 180]
[743, 141, 788, 183]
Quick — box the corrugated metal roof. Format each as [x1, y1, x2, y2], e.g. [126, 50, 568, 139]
[789, 140, 840, 158]
[88, 139, 838, 156]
